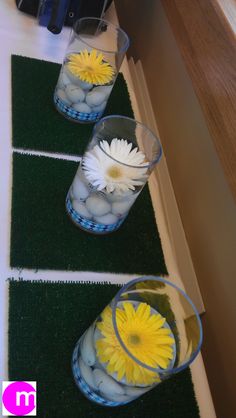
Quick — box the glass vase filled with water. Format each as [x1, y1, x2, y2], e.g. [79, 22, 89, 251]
[72, 276, 203, 406]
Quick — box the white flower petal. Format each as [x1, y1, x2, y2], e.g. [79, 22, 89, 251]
[100, 140, 110, 156]
[82, 138, 149, 193]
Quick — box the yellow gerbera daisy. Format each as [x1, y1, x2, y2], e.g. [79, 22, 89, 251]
[96, 302, 175, 386]
[66, 49, 115, 85]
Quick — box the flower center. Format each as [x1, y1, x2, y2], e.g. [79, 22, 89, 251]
[107, 165, 122, 179]
[128, 334, 141, 345]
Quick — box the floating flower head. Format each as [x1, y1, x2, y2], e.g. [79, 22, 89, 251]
[96, 302, 175, 386]
[66, 49, 115, 85]
[82, 138, 148, 193]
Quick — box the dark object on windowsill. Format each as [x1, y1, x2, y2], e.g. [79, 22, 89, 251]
[15, 0, 113, 34]
[15, 0, 40, 17]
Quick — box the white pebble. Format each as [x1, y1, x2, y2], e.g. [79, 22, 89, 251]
[72, 200, 92, 219]
[78, 356, 97, 390]
[72, 176, 89, 201]
[65, 84, 85, 103]
[92, 101, 107, 113]
[58, 71, 71, 88]
[106, 189, 134, 203]
[56, 88, 71, 105]
[86, 89, 106, 107]
[112, 200, 133, 216]
[93, 369, 125, 397]
[64, 65, 81, 85]
[123, 193, 138, 206]
[125, 385, 150, 398]
[94, 85, 113, 98]
[93, 326, 103, 345]
[86, 195, 111, 217]
[80, 326, 96, 366]
[77, 168, 90, 187]
[65, 65, 93, 90]
[94, 213, 118, 225]
[77, 78, 93, 91]
[61, 71, 71, 86]
[72, 102, 91, 114]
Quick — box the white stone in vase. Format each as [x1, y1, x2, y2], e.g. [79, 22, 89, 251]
[125, 385, 150, 398]
[72, 102, 92, 114]
[78, 356, 97, 390]
[112, 200, 133, 216]
[77, 168, 90, 186]
[65, 84, 85, 103]
[58, 71, 71, 88]
[80, 326, 96, 366]
[56, 89, 71, 106]
[93, 369, 125, 397]
[94, 85, 113, 98]
[72, 200, 92, 219]
[64, 65, 93, 89]
[64, 65, 81, 85]
[86, 195, 111, 217]
[94, 213, 118, 225]
[93, 326, 103, 345]
[106, 189, 134, 203]
[124, 190, 141, 207]
[72, 176, 89, 201]
[76, 171, 91, 193]
[123, 193, 138, 207]
[92, 101, 107, 113]
[86, 88, 106, 107]
[61, 71, 71, 86]
[77, 78, 93, 91]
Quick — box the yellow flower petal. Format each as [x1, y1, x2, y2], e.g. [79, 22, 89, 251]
[117, 364, 126, 381]
[122, 302, 136, 320]
[95, 300, 175, 386]
[136, 302, 151, 321]
[107, 362, 116, 374]
[154, 347, 173, 359]
[156, 336, 175, 345]
[67, 49, 114, 85]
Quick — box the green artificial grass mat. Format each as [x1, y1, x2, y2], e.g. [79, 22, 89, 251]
[8, 280, 200, 418]
[10, 153, 167, 273]
[11, 55, 134, 155]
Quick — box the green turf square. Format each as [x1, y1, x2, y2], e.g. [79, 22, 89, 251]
[11, 55, 134, 155]
[10, 153, 167, 273]
[8, 281, 200, 418]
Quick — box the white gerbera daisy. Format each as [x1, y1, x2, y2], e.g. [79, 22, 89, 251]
[82, 138, 148, 193]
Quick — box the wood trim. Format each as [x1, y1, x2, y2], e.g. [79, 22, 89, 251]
[161, 0, 236, 200]
[128, 57, 205, 314]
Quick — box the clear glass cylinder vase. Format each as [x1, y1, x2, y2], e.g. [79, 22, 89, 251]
[54, 17, 129, 123]
[65, 115, 162, 234]
[72, 276, 203, 407]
